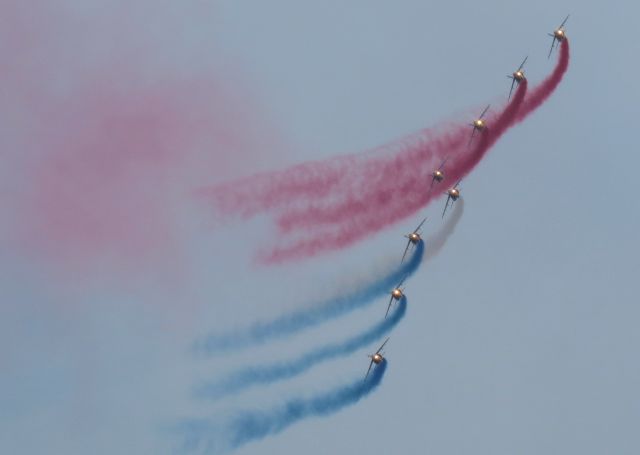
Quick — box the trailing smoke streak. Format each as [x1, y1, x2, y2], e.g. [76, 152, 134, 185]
[280, 81, 524, 233]
[198, 154, 359, 219]
[201, 117, 473, 225]
[261, 80, 527, 263]
[199, 125, 466, 221]
[195, 297, 406, 401]
[179, 360, 388, 454]
[425, 197, 465, 261]
[454, 79, 528, 180]
[515, 39, 570, 124]
[273, 129, 468, 234]
[203, 40, 568, 264]
[195, 242, 423, 354]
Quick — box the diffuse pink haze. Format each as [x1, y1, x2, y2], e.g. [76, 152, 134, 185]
[8, 76, 278, 280]
[204, 40, 570, 264]
[0, 1, 283, 289]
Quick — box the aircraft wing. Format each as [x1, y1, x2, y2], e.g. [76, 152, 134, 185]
[414, 217, 427, 234]
[518, 56, 528, 71]
[376, 337, 390, 354]
[442, 195, 451, 218]
[364, 359, 374, 381]
[508, 77, 516, 100]
[400, 240, 412, 264]
[385, 298, 394, 319]
[559, 14, 569, 28]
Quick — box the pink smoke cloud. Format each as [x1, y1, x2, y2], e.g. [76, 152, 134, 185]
[0, 1, 284, 289]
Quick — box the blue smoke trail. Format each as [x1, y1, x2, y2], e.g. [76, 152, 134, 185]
[195, 297, 406, 400]
[196, 241, 423, 354]
[179, 360, 388, 454]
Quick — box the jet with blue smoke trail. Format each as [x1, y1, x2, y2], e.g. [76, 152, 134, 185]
[195, 241, 423, 354]
[178, 360, 388, 454]
[401, 217, 427, 263]
[195, 297, 406, 401]
[364, 337, 388, 381]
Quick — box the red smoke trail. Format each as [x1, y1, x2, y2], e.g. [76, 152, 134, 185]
[271, 37, 571, 241]
[200, 117, 472, 221]
[198, 154, 357, 219]
[515, 39, 570, 124]
[204, 39, 569, 263]
[276, 76, 528, 235]
[205, 124, 469, 226]
[261, 79, 527, 263]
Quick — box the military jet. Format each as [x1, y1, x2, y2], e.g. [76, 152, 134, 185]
[431, 158, 449, 188]
[469, 105, 490, 146]
[548, 15, 569, 58]
[364, 338, 389, 381]
[442, 179, 462, 218]
[386, 277, 407, 318]
[401, 217, 426, 263]
[507, 56, 528, 100]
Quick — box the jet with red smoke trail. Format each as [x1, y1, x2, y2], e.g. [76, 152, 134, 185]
[364, 338, 389, 381]
[469, 105, 491, 146]
[548, 15, 569, 58]
[401, 218, 427, 263]
[386, 277, 407, 318]
[507, 56, 528, 100]
[442, 179, 462, 218]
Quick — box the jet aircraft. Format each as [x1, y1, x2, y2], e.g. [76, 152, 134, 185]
[548, 15, 569, 58]
[507, 56, 528, 100]
[386, 278, 407, 318]
[442, 179, 462, 218]
[469, 105, 490, 146]
[401, 217, 427, 263]
[431, 158, 449, 188]
[364, 338, 389, 381]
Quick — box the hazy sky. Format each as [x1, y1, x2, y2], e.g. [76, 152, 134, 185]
[2, 1, 639, 454]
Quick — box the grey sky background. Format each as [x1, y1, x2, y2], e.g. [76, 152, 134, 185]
[2, 0, 639, 454]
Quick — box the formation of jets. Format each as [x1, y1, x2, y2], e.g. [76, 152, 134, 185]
[363, 16, 569, 381]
